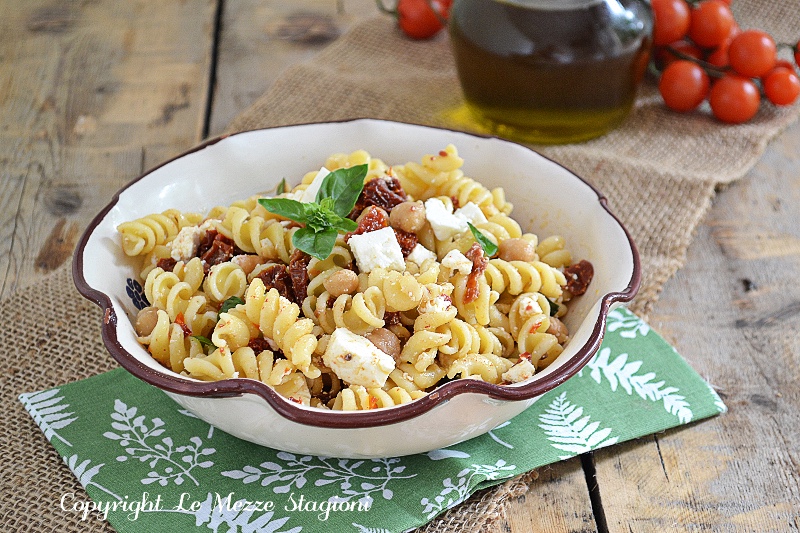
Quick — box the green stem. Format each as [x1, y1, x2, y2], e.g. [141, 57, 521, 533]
[665, 45, 729, 79]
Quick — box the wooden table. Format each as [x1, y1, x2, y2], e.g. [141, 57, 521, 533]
[2, 1, 798, 531]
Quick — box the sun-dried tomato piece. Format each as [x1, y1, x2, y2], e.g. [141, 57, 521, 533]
[349, 177, 408, 218]
[345, 206, 389, 241]
[174, 313, 192, 336]
[288, 249, 312, 303]
[564, 260, 594, 296]
[393, 228, 418, 258]
[450, 196, 460, 210]
[197, 229, 218, 258]
[384, 311, 401, 326]
[200, 237, 234, 273]
[463, 243, 488, 304]
[248, 337, 272, 354]
[255, 264, 296, 302]
[156, 257, 178, 272]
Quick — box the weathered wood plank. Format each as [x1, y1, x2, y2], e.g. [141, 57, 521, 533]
[500, 460, 598, 533]
[209, 0, 377, 136]
[593, 119, 800, 531]
[0, 0, 216, 297]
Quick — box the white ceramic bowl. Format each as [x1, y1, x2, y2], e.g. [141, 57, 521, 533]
[74, 119, 640, 458]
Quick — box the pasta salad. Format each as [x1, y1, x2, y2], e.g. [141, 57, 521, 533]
[118, 145, 594, 411]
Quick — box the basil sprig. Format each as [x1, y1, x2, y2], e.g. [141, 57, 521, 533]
[468, 222, 498, 257]
[220, 296, 245, 314]
[258, 165, 367, 260]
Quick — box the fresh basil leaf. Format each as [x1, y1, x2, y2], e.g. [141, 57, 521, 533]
[191, 335, 215, 348]
[468, 222, 498, 257]
[276, 178, 287, 195]
[292, 227, 339, 260]
[546, 298, 560, 316]
[317, 164, 368, 216]
[332, 216, 358, 232]
[220, 296, 245, 314]
[258, 198, 308, 223]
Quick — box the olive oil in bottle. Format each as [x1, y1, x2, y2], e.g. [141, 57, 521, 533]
[449, 0, 652, 144]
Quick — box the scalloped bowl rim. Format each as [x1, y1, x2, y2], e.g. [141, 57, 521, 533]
[73, 118, 641, 430]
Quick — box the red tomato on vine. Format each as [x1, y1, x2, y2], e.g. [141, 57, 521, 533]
[379, 0, 451, 40]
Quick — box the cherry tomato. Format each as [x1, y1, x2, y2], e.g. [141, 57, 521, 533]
[659, 60, 710, 112]
[763, 67, 800, 106]
[656, 40, 703, 68]
[652, 0, 691, 46]
[706, 38, 731, 67]
[397, 0, 448, 40]
[772, 59, 796, 72]
[689, 1, 735, 48]
[709, 74, 760, 123]
[728, 30, 776, 78]
[795, 40, 800, 68]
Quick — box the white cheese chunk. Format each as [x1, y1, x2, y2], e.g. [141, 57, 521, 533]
[406, 243, 437, 268]
[169, 226, 201, 261]
[502, 359, 536, 384]
[441, 249, 473, 275]
[323, 328, 396, 388]
[517, 295, 543, 317]
[418, 294, 453, 314]
[300, 167, 331, 203]
[454, 201, 488, 226]
[348, 226, 405, 273]
[424, 198, 468, 240]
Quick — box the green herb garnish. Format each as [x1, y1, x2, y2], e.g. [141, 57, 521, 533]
[546, 297, 560, 316]
[258, 165, 367, 260]
[276, 178, 287, 195]
[468, 222, 498, 257]
[220, 296, 245, 314]
[191, 335, 215, 348]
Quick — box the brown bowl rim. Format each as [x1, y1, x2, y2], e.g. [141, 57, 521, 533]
[72, 118, 641, 429]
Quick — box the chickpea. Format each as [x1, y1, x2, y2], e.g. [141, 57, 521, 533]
[232, 254, 265, 276]
[546, 317, 569, 344]
[498, 238, 536, 262]
[135, 306, 159, 337]
[389, 201, 426, 233]
[366, 328, 401, 360]
[323, 269, 359, 297]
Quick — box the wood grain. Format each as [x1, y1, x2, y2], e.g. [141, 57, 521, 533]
[593, 119, 800, 532]
[208, 0, 376, 136]
[0, 0, 216, 297]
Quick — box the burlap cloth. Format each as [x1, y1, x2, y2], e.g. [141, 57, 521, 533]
[3, 2, 799, 531]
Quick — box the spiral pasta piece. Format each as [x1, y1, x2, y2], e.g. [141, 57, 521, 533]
[243, 278, 321, 379]
[203, 262, 248, 303]
[537, 235, 572, 268]
[118, 209, 202, 257]
[332, 384, 426, 411]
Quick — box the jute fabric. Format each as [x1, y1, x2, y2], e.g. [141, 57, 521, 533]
[3, 1, 798, 530]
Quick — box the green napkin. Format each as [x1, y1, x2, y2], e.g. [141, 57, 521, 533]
[20, 307, 725, 533]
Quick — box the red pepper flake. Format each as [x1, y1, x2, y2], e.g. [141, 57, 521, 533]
[519, 352, 532, 361]
[450, 196, 460, 210]
[368, 395, 379, 410]
[288, 249, 311, 303]
[439, 150, 448, 157]
[563, 260, 594, 296]
[288, 397, 303, 404]
[463, 243, 488, 304]
[345, 206, 389, 241]
[174, 313, 192, 336]
[528, 320, 543, 334]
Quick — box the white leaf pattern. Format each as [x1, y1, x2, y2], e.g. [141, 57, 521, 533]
[19, 389, 78, 447]
[538, 392, 619, 459]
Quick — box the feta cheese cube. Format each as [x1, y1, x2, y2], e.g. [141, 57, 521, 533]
[348, 227, 405, 273]
[418, 294, 453, 314]
[406, 243, 437, 268]
[441, 249, 473, 275]
[517, 295, 543, 317]
[424, 198, 468, 240]
[169, 226, 201, 261]
[454, 202, 488, 226]
[502, 359, 536, 383]
[323, 328, 396, 388]
[300, 167, 331, 203]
